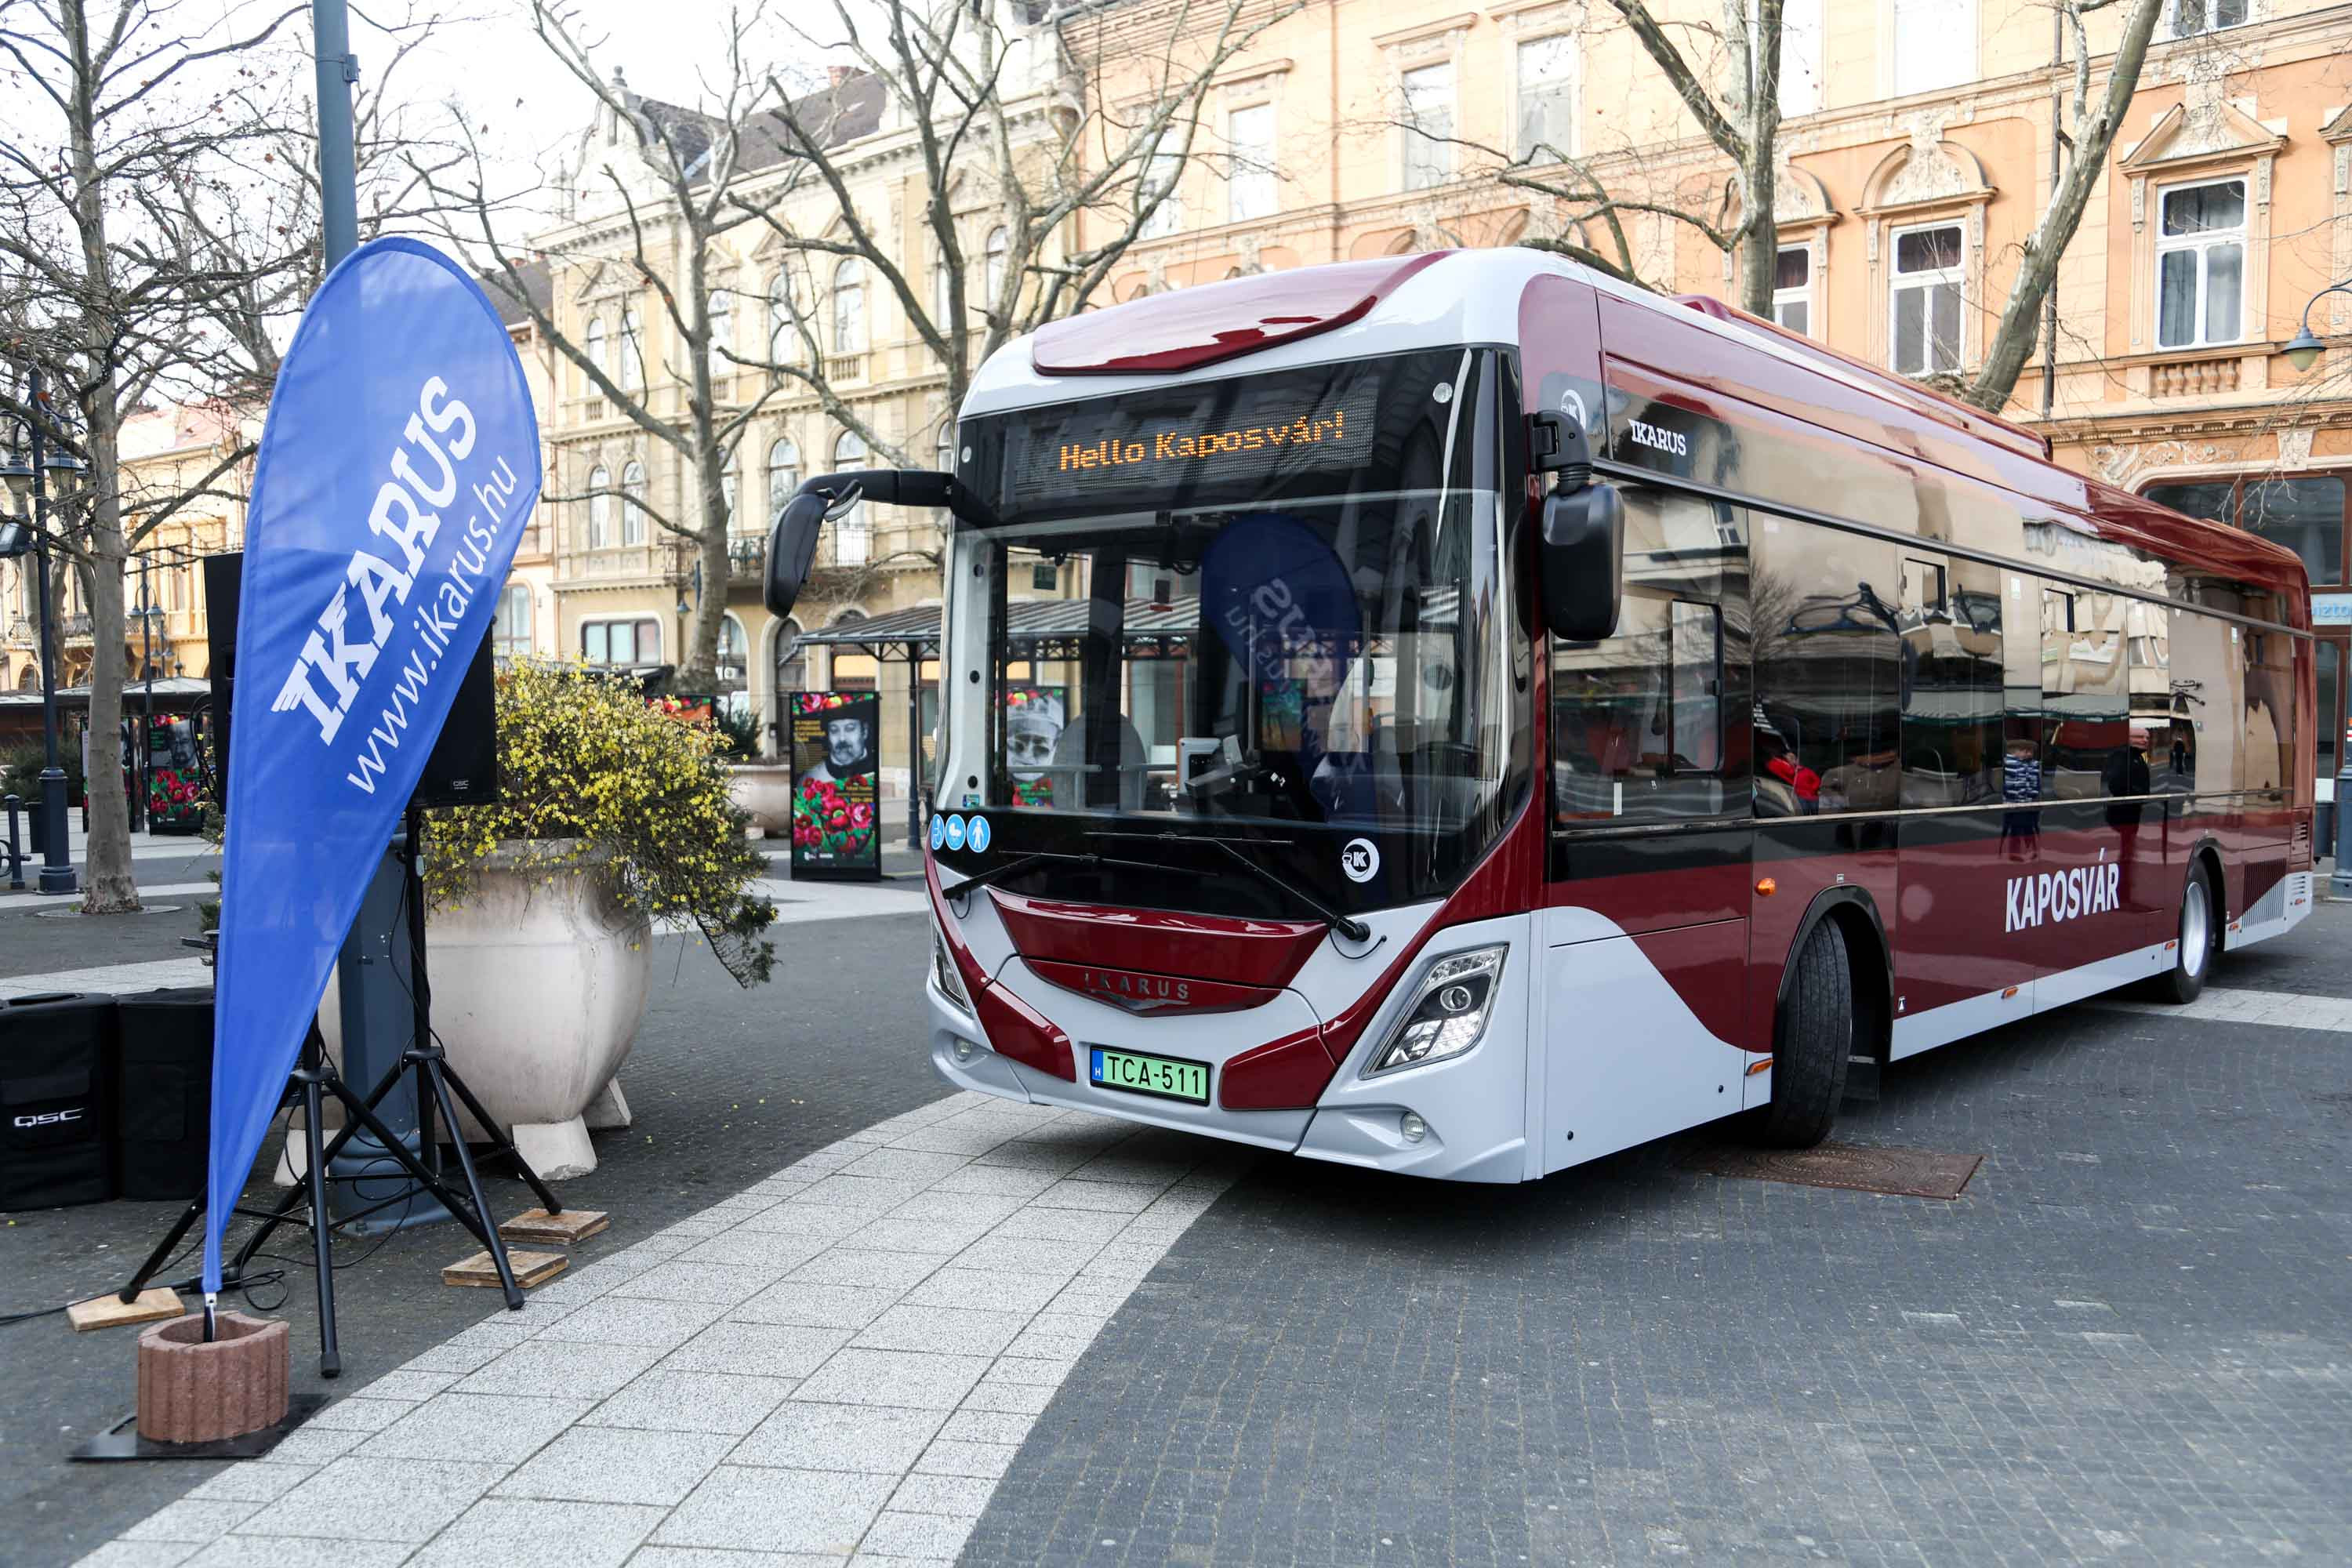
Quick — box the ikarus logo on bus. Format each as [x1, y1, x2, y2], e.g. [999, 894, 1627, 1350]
[2005, 859, 2123, 933]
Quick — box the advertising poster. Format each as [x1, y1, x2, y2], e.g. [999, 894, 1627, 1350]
[1004, 684, 1066, 807]
[790, 691, 882, 880]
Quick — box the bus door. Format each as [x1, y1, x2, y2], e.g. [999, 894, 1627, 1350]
[1541, 485, 1754, 1166]
[1887, 555, 2022, 1050]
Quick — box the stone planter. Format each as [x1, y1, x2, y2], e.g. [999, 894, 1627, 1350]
[728, 762, 796, 836]
[137, 1312, 289, 1443]
[302, 844, 652, 1181]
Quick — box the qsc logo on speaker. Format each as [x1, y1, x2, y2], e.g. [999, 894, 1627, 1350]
[13, 1106, 84, 1129]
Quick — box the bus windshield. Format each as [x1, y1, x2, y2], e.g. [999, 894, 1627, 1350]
[953, 348, 1526, 906]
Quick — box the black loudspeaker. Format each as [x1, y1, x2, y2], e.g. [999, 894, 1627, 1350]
[203, 551, 240, 799]
[0, 991, 118, 1211]
[412, 631, 499, 808]
[114, 986, 213, 1201]
[202, 551, 499, 808]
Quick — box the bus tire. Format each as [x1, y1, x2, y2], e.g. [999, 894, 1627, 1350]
[2151, 862, 2218, 1004]
[1754, 919, 1853, 1149]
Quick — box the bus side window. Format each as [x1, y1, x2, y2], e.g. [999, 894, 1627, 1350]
[1752, 516, 1901, 814]
[1900, 556, 2002, 808]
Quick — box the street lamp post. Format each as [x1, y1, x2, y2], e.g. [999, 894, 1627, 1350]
[0, 368, 82, 895]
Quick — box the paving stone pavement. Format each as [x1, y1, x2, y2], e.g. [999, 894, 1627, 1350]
[72, 1092, 1246, 1568]
[967, 927, 2352, 1567]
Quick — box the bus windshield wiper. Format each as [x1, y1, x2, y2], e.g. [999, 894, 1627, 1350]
[1088, 831, 1371, 945]
[940, 850, 1210, 902]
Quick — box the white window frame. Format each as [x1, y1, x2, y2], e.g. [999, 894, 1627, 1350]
[706, 289, 732, 377]
[2161, 0, 2249, 40]
[494, 582, 533, 656]
[1398, 62, 1455, 192]
[830, 259, 866, 355]
[2154, 175, 2247, 350]
[584, 315, 607, 391]
[581, 617, 659, 666]
[1513, 34, 1577, 163]
[983, 228, 1009, 309]
[832, 430, 871, 565]
[1226, 103, 1276, 223]
[1888, 220, 1965, 376]
[1772, 244, 1814, 337]
[1138, 136, 1185, 238]
[618, 308, 644, 394]
[767, 435, 801, 521]
[767, 270, 796, 361]
[586, 463, 612, 550]
[621, 459, 648, 547]
[1887, 0, 1976, 98]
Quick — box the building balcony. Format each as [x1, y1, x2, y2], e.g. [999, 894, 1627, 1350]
[726, 532, 766, 582]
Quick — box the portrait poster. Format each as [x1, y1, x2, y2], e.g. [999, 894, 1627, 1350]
[1002, 685, 1067, 808]
[789, 690, 882, 880]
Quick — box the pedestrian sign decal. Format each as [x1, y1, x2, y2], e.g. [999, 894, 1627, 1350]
[946, 815, 968, 850]
[968, 815, 992, 853]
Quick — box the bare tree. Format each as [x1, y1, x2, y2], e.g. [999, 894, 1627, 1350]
[1962, 0, 2165, 413]
[751, 0, 1304, 457]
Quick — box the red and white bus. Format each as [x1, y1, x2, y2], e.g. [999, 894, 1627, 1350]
[768, 248, 2316, 1181]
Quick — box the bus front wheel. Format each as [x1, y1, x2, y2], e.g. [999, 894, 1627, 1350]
[1754, 919, 1853, 1149]
[2150, 862, 2218, 1005]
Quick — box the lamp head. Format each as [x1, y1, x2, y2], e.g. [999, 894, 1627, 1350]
[41, 450, 85, 497]
[2284, 325, 2326, 374]
[0, 447, 30, 505]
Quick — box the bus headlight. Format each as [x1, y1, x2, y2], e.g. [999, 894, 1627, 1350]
[932, 927, 972, 1013]
[1367, 946, 1505, 1075]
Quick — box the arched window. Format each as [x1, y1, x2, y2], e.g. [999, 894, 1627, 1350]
[621, 459, 648, 546]
[983, 227, 1009, 307]
[585, 315, 608, 390]
[773, 615, 806, 707]
[832, 429, 869, 564]
[717, 612, 748, 694]
[767, 436, 801, 521]
[720, 448, 740, 528]
[586, 463, 612, 550]
[929, 256, 952, 328]
[707, 289, 732, 376]
[619, 307, 644, 393]
[832, 259, 866, 354]
[767, 270, 793, 361]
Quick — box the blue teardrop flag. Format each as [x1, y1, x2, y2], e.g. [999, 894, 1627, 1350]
[204, 239, 540, 1293]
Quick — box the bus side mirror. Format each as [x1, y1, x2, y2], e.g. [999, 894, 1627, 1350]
[765, 492, 826, 619]
[1540, 482, 1624, 641]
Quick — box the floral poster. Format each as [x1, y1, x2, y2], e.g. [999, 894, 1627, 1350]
[789, 690, 881, 880]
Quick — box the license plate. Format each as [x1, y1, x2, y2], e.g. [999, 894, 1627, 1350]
[1088, 1047, 1210, 1105]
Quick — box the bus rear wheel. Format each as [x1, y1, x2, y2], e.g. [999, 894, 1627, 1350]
[1754, 919, 1853, 1149]
[2151, 862, 2218, 1004]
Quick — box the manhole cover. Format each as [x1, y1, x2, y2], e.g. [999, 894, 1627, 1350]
[1683, 1140, 1982, 1200]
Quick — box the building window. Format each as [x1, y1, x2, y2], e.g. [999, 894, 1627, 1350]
[586, 463, 612, 550]
[717, 613, 747, 695]
[831, 259, 866, 354]
[768, 436, 801, 521]
[493, 582, 532, 656]
[581, 617, 659, 666]
[618, 307, 644, 393]
[707, 289, 732, 376]
[929, 256, 952, 325]
[1778, 0, 1824, 116]
[2165, 0, 2247, 38]
[721, 452, 739, 528]
[833, 430, 870, 565]
[1515, 37, 1576, 162]
[1889, 0, 1974, 97]
[1773, 245, 1813, 336]
[621, 459, 648, 546]
[983, 227, 1009, 308]
[1889, 222, 1963, 375]
[768, 270, 795, 361]
[1227, 103, 1274, 221]
[1138, 137, 1184, 238]
[2155, 177, 2245, 350]
[774, 615, 806, 701]
[584, 315, 607, 390]
[1399, 64, 1454, 192]
[2147, 475, 2347, 588]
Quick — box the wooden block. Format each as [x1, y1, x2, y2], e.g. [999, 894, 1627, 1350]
[441, 1249, 568, 1289]
[499, 1207, 610, 1246]
[67, 1288, 186, 1333]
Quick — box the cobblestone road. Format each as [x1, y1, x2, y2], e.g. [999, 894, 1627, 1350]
[970, 906, 2352, 1568]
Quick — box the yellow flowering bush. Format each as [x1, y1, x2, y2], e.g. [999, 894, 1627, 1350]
[423, 660, 777, 985]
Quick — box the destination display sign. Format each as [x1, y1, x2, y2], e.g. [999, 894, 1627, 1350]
[968, 350, 1472, 524]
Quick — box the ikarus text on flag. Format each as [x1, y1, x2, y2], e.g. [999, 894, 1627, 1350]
[205, 238, 540, 1293]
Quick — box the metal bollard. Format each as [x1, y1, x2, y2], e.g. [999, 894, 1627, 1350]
[2, 793, 20, 891]
[2336, 763, 2352, 901]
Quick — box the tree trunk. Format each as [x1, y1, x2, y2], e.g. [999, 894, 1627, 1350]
[80, 405, 140, 913]
[672, 443, 729, 694]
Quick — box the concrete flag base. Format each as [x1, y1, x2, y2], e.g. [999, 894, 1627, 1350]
[136, 1312, 289, 1444]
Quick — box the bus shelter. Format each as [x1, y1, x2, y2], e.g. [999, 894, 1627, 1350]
[786, 599, 1200, 848]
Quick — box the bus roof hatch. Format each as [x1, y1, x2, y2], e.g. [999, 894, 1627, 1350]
[1031, 252, 1449, 378]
